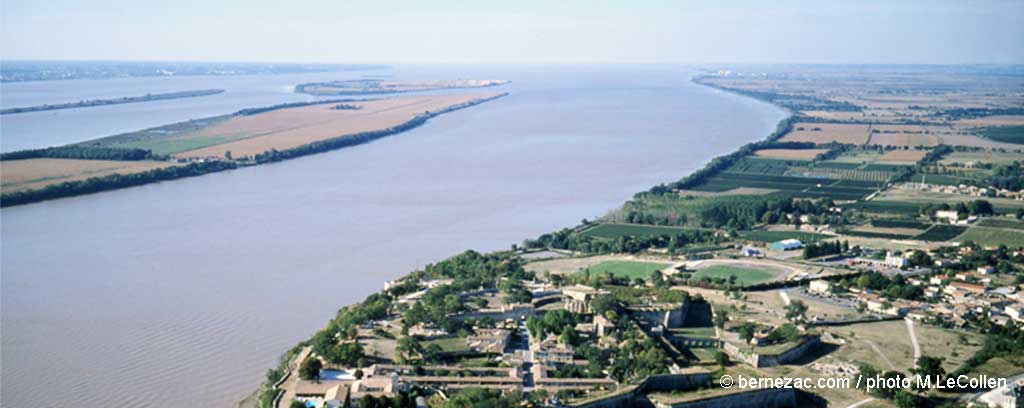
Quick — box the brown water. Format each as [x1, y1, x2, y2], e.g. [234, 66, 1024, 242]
[0, 65, 786, 407]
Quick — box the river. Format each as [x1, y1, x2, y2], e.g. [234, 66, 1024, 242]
[0, 65, 786, 407]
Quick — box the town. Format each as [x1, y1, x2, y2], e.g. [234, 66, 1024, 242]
[257, 66, 1024, 408]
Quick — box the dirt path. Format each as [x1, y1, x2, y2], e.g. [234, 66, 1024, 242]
[847, 397, 875, 408]
[906, 318, 921, 367]
[865, 340, 897, 370]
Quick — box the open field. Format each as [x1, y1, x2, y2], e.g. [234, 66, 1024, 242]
[295, 79, 509, 96]
[980, 126, 1024, 145]
[579, 260, 672, 280]
[876, 149, 927, 163]
[738, 230, 830, 243]
[876, 188, 1024, 211]
[915, 224, 968, 241]
[123, 93, 499, 158]
[692, 173, 879, 200]
[526, 254, 660, 276]
[780, 123, 870, 145]
[935, 132, 1024, 150]
[952, 226, 1024, 247]
[868, 133, 939, 147]
[753, 148, 827, 160]
[689, 264, 780, 285]
[956, 115, 1024, 127]
[939, 150, 1024, 166]
[579, 223, 699, 239]
[0, 158, 179, 192]
[977, 217, 1024, 230]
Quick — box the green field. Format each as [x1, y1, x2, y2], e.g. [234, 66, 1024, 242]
[738, 230, 829, 243]
[915, 224, 968, 241]
[871, 219, 930, 229]
[116, 135, 238, 156]
[978, 218, 1024, 230]
[692, 172, 878, 200]
[981, 126, 1024, 145]
[579, 223, 698, 239]
[690, 265, 780, 285]
[579, 260, 671, 280]
[953, 226, 1024, 247]
[670, 326, 717, 338]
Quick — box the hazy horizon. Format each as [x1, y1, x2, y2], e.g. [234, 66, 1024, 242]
[3, 0, 1022, 65]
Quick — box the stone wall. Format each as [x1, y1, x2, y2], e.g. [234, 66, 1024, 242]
[721, 335, 821, 368]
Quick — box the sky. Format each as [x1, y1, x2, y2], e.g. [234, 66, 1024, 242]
[2, 0, 1023, 65]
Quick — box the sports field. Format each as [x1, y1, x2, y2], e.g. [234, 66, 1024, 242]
[579, 260, 672, 280]
[690, 265, 780, 285]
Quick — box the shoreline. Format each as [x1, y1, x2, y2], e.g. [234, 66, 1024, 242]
[245, 76, 795, 407]
[0, 89, 225, 115]
[0, 93, 508, 207]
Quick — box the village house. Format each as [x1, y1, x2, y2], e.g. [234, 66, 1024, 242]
[594, 314, 616, 338]
[466, 328, 510, 353]
[533, 334, 575, 365]
[809, 279, 832, 294]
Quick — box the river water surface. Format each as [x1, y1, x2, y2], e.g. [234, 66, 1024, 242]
[0, 65, 786, 407]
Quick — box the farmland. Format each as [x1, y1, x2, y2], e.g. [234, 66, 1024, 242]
[780, 123, 869, 145]
[753, 148, 826, 160]
[148, 93, 503, 158]
[980, 126, 1024, 145]
[876, 149, 927, 163]
[691, 172, 879, 200]
[953, 226, 1024, 246]
[0, 158, 179, 192]
[915, 224, 968, 241]
[977, 218, 1024, 230]
[579, 223, 700, 239]
[579, 260, 672, 280]
[738, 230, 829, 243]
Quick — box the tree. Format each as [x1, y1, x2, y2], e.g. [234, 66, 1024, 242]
[328, 342, 364, 366]
[298, 357, 322, 381]
[738, 323, 757, 344]
[912, 355, 945, 380]
[785, 300, 808, 322]
[893, 390, 923, 408]
[290, 400, 307, 408]
[713, 309, 728, 329]
[395, 336, 423, 363]
[224, 150, 232, 160]
[713, 350, 730, 368]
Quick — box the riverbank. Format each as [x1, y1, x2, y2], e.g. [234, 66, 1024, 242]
[245, 75, 794, 407]
[0, 92, 507, 207]
[0, 89, 225, 115]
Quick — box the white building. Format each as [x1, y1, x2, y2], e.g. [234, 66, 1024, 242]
[809, 280, 832, 294]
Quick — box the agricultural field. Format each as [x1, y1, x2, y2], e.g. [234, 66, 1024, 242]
[977, 217, 1024, 230]
[738, 230, 829, 243]
[952, 226, 1024, 247]
[980, 126, 1024, 145]
[0, 158, 179, 193]
[867, 133, 939, 147]
[780, 123, 870, 145]
[938, 150, 1024, 166]
[579, 260, 672, 280]
[956, 115, 1024, 127]
[579, 223, 698, 239]
[117, 93, 499, 158]
[915, 225, 968, 241]
[692, 173, 878, 200]
[878, 189, 1024, 212]
[688, 264, 780, 285]
[753, 148, 827, 160]
[876, 149, 927, 163]
[786, 166, 892, 182]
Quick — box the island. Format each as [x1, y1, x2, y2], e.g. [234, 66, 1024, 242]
[245, 66, 1024, 408]
[0, 89, 226, 115]
[295, 79, 511, 96]
[0, 88, 508, 206]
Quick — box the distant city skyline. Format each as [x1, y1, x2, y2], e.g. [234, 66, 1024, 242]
[3, 0, 1023, 64]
